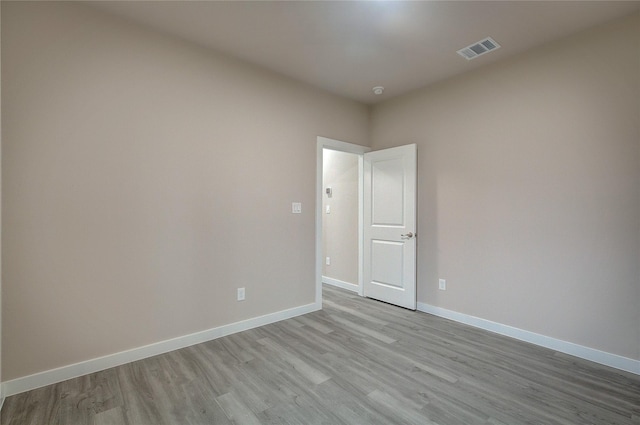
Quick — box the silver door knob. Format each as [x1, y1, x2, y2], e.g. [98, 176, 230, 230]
[401, 232, 414, 239]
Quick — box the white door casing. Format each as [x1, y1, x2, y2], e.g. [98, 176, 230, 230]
[363, 144, 417, 310]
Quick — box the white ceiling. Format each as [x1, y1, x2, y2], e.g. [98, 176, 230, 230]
[89, 1, 640, 104]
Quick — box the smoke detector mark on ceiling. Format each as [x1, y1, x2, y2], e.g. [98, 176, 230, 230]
[457, 37, 501, 60]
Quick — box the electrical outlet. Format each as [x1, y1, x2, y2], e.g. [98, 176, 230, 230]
[237, 287, 246, 301]
[438, 279, 446, 290]
[326, 257, 331, 266]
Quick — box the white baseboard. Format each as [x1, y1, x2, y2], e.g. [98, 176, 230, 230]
[322, 276, 359, 293]
[417, 302, 640, 376]
[2, 302, 320, 397]
[4, 299, 636, 399]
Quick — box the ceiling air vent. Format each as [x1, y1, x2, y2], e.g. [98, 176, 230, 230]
[457, 37, 500, 60]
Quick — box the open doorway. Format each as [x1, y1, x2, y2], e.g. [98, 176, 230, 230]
[315, 137, 369, 306]
[315, 137, 417, 310]
[322, 149, 360, 292]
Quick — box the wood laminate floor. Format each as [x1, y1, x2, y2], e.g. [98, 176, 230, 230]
[2, 285, 639, 424]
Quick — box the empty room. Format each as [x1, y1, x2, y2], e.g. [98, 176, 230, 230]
[1, 1, 639, 424]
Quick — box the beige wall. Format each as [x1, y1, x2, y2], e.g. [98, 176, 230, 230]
[371, 13, 640, 360]
[1, 2, 369, 381]
[0, 2, 3, 396]
[322, 150, 359, 286]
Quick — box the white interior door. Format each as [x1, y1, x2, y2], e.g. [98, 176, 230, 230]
[363, 144, 417, 310]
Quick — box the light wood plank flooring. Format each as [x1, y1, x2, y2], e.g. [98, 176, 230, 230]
[2, 285, 639, 424]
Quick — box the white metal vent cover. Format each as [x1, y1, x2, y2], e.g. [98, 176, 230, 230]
[457, 37, 501, 60]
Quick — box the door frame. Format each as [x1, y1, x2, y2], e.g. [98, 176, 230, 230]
[315, 137, 370, 307]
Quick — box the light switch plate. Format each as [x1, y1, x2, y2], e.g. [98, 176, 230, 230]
[292, 202, 302, 214]
[439, 279, 446, 290]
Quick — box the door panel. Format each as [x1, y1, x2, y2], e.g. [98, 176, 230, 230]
[371, 240, 404, 288]
[371, 158, 405, 225]
[363, 144, 416, 310]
